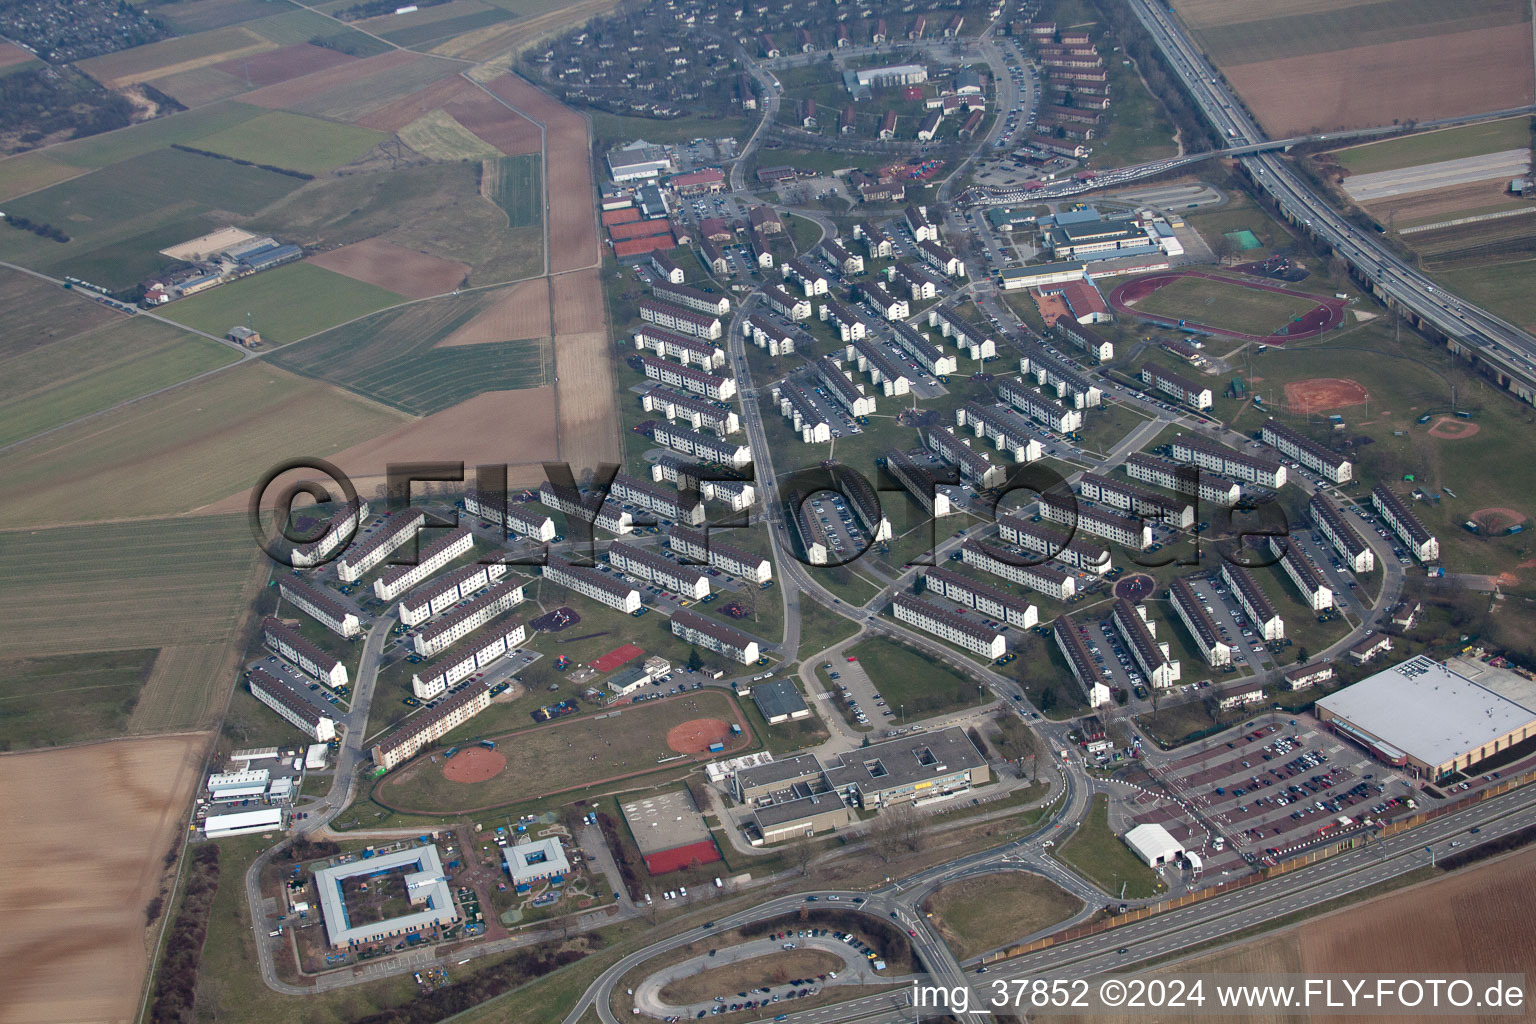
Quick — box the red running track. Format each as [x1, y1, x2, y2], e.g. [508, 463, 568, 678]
[1108, 271, 1347, 343]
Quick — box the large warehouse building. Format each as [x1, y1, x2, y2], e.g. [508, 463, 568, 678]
[1315, 655, 1536, 780]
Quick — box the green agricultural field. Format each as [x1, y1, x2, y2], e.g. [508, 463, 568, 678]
[144, 0, 301, 34]
[587, 111, 750, 149]
[162, 261, 404, 343]
[0, 316, 239, 448]
[192, 110, 389, 175]
[0, 153, 85, 204]
[28, 101, 265, 172]
[270, 291, 549, 413]
[493, 153, 542, 228]
[0, 515, 259, 657]
[0, 266, 119, 358]
[398, 110, 503, 162]
[1129, 275, 1322, 336]
[380, 7, 516, 48]
[1334, 117, 1533, 174]
[844, 635, 986, 720]
[0, 649, 158, 751]
[1054, 793, 1164, 898]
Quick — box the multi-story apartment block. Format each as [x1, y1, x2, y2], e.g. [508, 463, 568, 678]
[650, 250, 685, 283]
[262, 617, 349, 687]
[374, 525, 474, 601]
[336, 508, 426, 582]
[1078, 472, 1194, 529]
[1221, 562, 1285, 640]
[853, 221, 894, 258]
[1169, 435, 1286, 488]
[541, 555, 643, 612]
[955, 402, 1045, 463]
[411, 613, 526, 699]
[929, 307, 995, 360]
[1310, 493, 1375, 572]
[610, 472, 706, 526]
[463, 489, 556, 541]
[648, 421, 752, 469]
[638, 297, 722, 340]
[844, 337, 912, 396]
[652, 279, 731, 316]
[372, 685, 491, 770]
[821, 238, 863, 276]
[917, 239, 965, 277]
[997, 376, 1083, 433]
[639, 355, 737, 400]
[248, 666, 336, 741]
[1169, 577, 1231, 668]
[280, 578, 361, 638]
[1040, 491, 1153, 550]
[1283, 661, 1335, 691]
[820, 298, 872, 342]
[649, 456, 755, 511]
[608, 542, 710, 600]
[1270, 536, 1334, 611]
[885, 448, 958, 518]
[1053, 614, 1112, 708]
[413, 578, 525, 657]
[1261, 419, 1352, 483]
[1123, 453, 1241, 508]
[1372, 483, 1439, 561]
[641, 385, 739, 435]
[538, 482, 633, 535]
[856, 279, 909, 321]
[815, 355, 877, 417]
[1018, 345, 1101, 408]
[921, 566, 1039, 629]
[888, 261, 941, 301]
[838, 468, 893, 542]
[398, 562, 508, 627]
[1113, 598, 1181, 688]
[892, 322, 958, 376]
[961, 538, 1076, 600]
[928, 426, 1005, 489]
[667, 525, 772, 583]
[633, 326, 726, 370]
[1055, 321, 1114, 363]
[671, 608, 761, 663]
[789, 492, 831, 565]
[904, 205, 937, 241]
[763, 284, 812, 321]
[292, 496, 369, 568]
[997, 513, 1112, 575]
[743, 313, 796, 356]
[783, 257, 830, 296]
[1141, 363, 1213, 410]
[892, 592, 1005, 658]
[772, 379, 833, 443]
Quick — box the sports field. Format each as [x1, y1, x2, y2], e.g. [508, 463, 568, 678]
[161, 261, 404, 344]
[272, 289, 551, 413]
[0, 315, 239, 448]
[375, 689, 749, 812]
[0, 649, 156, 751]
[0, 514, 259, 656]
[0, 362, 410, 526]
[1117, 274, 1332, 337]
[191, 109, 389, 174]
[1333, 117, 1532, 174]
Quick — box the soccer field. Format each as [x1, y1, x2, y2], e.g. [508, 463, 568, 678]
[1130, 276, 1322, 336]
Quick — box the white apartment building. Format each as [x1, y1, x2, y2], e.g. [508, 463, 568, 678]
[929, 307, 996, 361]
[463, 489, 557, 541]
[819, 299, 871, 342]
[638, 297, 722, 339]
[821, 239, 863, 276]
[1372, 483, 1439, 561]
[652, 280, 731, 316]
[261, 617, 349, 687]
[538, 482, 634, 535]
[857, 279, 908, 321]
[671, 609, 761, 663]
[1283, 662, 1335, 691]
[853, 221, 894, 258]
[248, 666, 337, 741]
[885, 449, 957, 519]
[1113, 598, 1181, 688]
[398, 562, 509, 626]
[372, 685, 491, 770]
[888, 261, 939, 301]
[541, 556, 643, 612]
[412, 613, 527, 699]
[815, 356, 877, 417]
[917, 239, 965, 278]
[641, 385, 739, 435]
[639, 355, 736, 401]
[921, 566, 1039, 629]
[792, 497, 830, 565]
[337, 508, 426, 582]
[904, 205, 938, 242]
[1261, 419, 1352, 483]
[1052, 615, 1112, 708]
[1270, 536, 1334, 611]
[997, 513, 1112, 575]
[845, 338, 912, 397]
[1055, 321, 1114, 363]
[927, 426, 1005, 489]
[1169, 435, 1286, 488]
[1141, 363, 1213, 411]
[961, 539, 1076, 600]
[292, 496, 369, 568]
[667, 525, 772, 583]
[773, 380, 833, 442]
[611, 471, 707, 526]
[998, 377, 1083, 433]
[1078, 472, 1194, 529]
[374, 526, 475, 601]
[840, 469, 893, 543]
[892, 592, 1005, 658]
[744, 313, 796, 356]
[633, 326, 726, 370]
[1221, 563, 1285, 640]
[649, 455, 755, 511]
[1310, 493, 1375, 573]
[650, 421, 752, 469]
[783, 258, 830, 296]
[608, 541, 710, 600]
[1123, 453, 1241, 508]
[892, 323, 958, 376]
[764, 284, 812, 321]
[279, 578, 361, 638]
[1018, 346, 1101, 408]
[413, 578, 526, 657]
[1040, 491, 1153, 550]
[955, 402, 1045, 463]
[1169, 577, 1231, 668]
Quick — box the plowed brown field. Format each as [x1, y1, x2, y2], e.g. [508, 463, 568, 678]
[436, 277, 551, 347]
[309, 238, 470, 299]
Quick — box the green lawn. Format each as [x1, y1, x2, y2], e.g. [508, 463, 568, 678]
[588, 112, 750, 150]
[1333, 117, 1532, 174]
[1053, 793, 1165, 899]
[1128, 275, 1323, 337]
[1435, 259, 1536, 332]
[0, 649, 156, 751]
[1084, 59, 1180, 170]
[845, 634, 987, 720]
[191, 109, 389, 175]
[494, 153, 543, 228]
[162, 261, 404, 344]
[923, 871, 1085, 958]
[784, 212, 825, 253]
[793, 602, 861, 662]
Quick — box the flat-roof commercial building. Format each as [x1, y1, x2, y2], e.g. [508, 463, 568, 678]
[892, 322, 958, 376]
[1270, 537, 1334, 611]
[1078, 471, 1194, 529]
[962, 538, 1077, 600]
[1221, 563, 1284, 640]
[1053, 614, 1113, 708]
[608, 542, 710, 600]
[751, 679, 811, 723]
[413, 578, 526, 658]
[855, 63, 928, 88]
[639, 354, 737, 400]
[999, 261, 1086, 291]
[752, 792, 851, 844]
[1372, 483, 1439, 562]
[372, 685, 491, 771]
[955, 403, 1046, 464]
[374, 525, 475, 602]
[292, 496, 369, 568]
[611, 471, 707, 526]
[411, 612, 526, 699]
[279, 578, 361, 638]
[541, 555, 643, 612]
[1169, 435, 1286, 488]
[998, 514, 1112, 575]
[1141, 363, 1212, 410]
[463, 490, 556, 542]
[667, 525, 771, 583]
[504, 837, 570, 886]
[1317, 655, 1536, 780]
[607, 142, 673, 182]
[641, 385, 739, 435]
[1261, 419, 1352, 483]
[1124, 453, 1241, 508]
[633, 325, 726, 369]
[248, 666, 337, 742]
[337, 509, 426, 582]
[824, 727, 990, 810]
[1310, 493, 1375, 573]
[892, 592, 1006, 658]
[399, 562, 509, 627]
[1169, 577, 1231, 668]
[204, 807, 284, 839]
[997, 376, 1083, 433]
[1113, 598, 1181, 688]
[920, 566, 1039, 630]
[262, 617, 348, 687]
[928, 426, 1005, 489]
[1124, 822, 1184, 868]
[606, 656, 671, 697]
[207, 768, 269, 802]
[314, 845, 458, 948]
[671, 608, 761, 664]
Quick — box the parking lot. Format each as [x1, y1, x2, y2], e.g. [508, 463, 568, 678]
[249, 653, 350, 715]
[804, 489, 874, 563]
[819, 653, 901, 728]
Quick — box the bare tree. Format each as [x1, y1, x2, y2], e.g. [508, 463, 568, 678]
[865, 810, 905, 864]
[792, 837, 816, 876]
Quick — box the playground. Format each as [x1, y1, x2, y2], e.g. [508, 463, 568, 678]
[1113, 574, 1156, 601]
[1110, 271, 1346, 341]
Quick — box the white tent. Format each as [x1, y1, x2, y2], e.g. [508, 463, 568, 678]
[1124, 822, 1184, 867]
